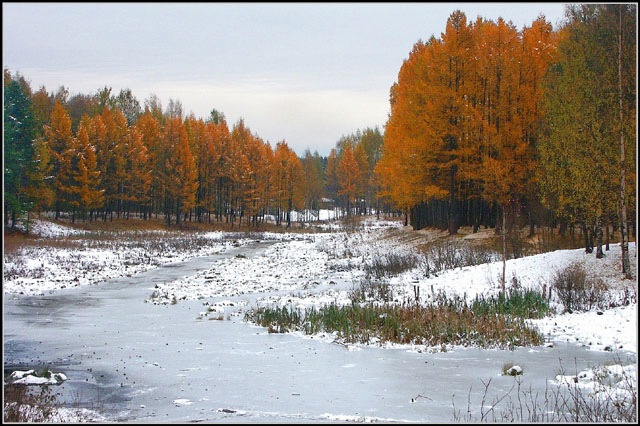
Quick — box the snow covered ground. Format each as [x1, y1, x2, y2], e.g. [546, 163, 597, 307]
[3, 217, 637, 421]
[13, 218, 89, 238]
[3, 222, 254, 296]
[5, 218, 637, 353]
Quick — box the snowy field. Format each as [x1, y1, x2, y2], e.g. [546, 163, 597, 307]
[3, 222, 256, 296]
[3, 217, 638, 421]
[5, 217, 637, 353]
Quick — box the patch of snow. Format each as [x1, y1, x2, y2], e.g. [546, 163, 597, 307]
[9, 370, 67, 385]
[505, 365, 523, 376]
[553, 362, 637, 410]
[14, 219, 88, 238]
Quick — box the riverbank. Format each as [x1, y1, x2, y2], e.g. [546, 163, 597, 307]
[3, 217, 637, 422]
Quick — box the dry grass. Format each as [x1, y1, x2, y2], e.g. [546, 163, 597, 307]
[453, 356, 637, 422]
[3, 384, 60, 422]
[3, 233, 37, 255]
[552, 262, 622, 312]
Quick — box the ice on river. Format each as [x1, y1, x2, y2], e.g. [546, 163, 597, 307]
[3, 217, 637, 422]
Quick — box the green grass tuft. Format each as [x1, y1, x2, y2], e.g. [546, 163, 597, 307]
[245, 292, 545, 349]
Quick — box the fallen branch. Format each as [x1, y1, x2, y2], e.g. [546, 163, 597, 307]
[411, 394, 433, 402]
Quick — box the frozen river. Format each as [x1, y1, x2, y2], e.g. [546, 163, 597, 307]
[3, 240, 631, 422]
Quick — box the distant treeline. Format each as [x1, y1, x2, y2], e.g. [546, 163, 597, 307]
[4, 71, 386, 228]
[4, 4, 636, 273]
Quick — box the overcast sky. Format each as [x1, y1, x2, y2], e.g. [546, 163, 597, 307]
[3, 3, 567, 156]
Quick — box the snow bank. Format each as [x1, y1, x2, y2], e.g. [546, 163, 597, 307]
[14, 219, 88, 238]
[531, 304, 636, 353]
[553, 362, 637, 412]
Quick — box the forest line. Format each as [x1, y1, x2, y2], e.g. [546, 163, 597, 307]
[4, 4, 636, 274]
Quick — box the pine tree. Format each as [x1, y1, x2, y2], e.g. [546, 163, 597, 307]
[4, 75, 37, 228]
[325, 149, 340, 210]
[302, 150, 325, 217]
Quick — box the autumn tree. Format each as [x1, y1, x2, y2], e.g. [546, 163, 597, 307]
[162, 117, 198, 225]
[539, 4, 636, 266]
[228, 119, 252, 226]
[6, 72, 375, 229]
[376, 37, 450, 227]
[69, 119, 103, 221]
[302, 149, 325, 219]
[95, 107, 128, 220]
[337, 144, 363, 216]
[135, 111, 163, 218]
[123, 126, 152, 218]
[208, 118, 232, 223]
[273, 141, 304, 227]
[24, 136, 55, 219]
[185, 116, 208, 221]
[31, 86, 54, 133]
[43, 101, 75, 219]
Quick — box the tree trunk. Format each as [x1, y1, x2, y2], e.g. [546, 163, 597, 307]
[596, 219, 604, 259]
[528, 220, 535, 238]
[501, 207, 506, 294]
[583, 223, 593, 253]
[618, 5, 630, 275]
[559, 220, 567, 237]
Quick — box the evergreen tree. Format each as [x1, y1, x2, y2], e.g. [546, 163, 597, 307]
[4, 75, 37, 228]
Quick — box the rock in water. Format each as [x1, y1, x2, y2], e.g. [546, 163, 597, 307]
[506, 365, 523, 376]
